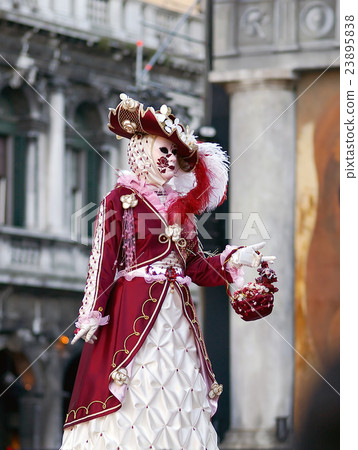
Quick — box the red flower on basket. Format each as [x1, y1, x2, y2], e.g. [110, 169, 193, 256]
[230, 261, 278, 321]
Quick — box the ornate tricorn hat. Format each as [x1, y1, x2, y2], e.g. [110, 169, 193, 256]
[108, 93, 198, 172]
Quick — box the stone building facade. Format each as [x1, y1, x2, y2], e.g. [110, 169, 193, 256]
[0, 1, 205, 448]
[210, 0, 339, 448]
[0, 1, 341, 448]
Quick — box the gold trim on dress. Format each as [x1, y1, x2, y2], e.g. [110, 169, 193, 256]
[159, 233, 169, 244]
[109, 280, 168, 373]
[79, 199, 107, 318]
[176, 237, 187, 248]
[65, 395, 115, 423]
[180, 284, 213, 369]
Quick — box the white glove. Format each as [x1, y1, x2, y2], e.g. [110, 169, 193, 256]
[71, 311, 109, 345]
[230, 242, 276, 268]
[71, 323, 98, 345]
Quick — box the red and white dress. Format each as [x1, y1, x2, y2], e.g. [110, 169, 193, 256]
[61, 174, 240, 450]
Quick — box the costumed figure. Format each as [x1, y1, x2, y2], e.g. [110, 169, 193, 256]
[61, 94, 278, 450]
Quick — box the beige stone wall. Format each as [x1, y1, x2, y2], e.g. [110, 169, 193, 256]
[294, 69, 340, 431]
[142, 0, 201, 14]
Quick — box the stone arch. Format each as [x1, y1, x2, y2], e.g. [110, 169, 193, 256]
[0, 82, 43, 120]
[66, 88, 116, 141]
[20, 82, 46, 121]
[0, 347, 36, 449]
[74, 101, 103, 133]
[0, 85, 31, 133]
[68, 99, 107, 149]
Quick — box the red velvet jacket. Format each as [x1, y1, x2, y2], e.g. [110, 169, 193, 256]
[64, 182, 234, 429]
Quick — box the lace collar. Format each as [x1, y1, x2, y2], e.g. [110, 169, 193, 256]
[116, 171, 179, 216]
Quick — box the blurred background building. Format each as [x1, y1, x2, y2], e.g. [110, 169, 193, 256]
[0, 0, 339, 449]
[0, 1, 205, 448]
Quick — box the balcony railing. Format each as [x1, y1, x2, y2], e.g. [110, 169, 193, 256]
[0, 226, 90, 291]
[87, 0, 108, 25]
[0, 0, 204, 60]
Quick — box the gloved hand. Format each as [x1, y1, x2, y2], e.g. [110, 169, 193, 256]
[71, 311, 109, 345]
[230, 242, 276, 268]
[71, 323, 99, 345]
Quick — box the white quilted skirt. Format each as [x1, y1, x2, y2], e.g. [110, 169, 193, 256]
[61, 288, 219, 450]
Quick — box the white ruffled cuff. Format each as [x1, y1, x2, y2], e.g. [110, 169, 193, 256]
[220, 245, 237, 266]
[75, 310, 110, 329]
[221, 245, 245, 288]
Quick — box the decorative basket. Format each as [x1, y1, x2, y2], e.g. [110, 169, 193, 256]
[230, 261, 278, 321]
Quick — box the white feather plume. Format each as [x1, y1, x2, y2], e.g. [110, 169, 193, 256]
[169, 169, 196, 194]
[197, 142, 229, 211]
[171, 142, 229, 211]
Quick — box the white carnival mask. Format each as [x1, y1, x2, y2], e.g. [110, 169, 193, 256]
[127, 134, 178, 186]
[151, 136, 178, 182]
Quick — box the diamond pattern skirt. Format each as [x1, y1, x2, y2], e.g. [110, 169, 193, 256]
[61, 288, 219, 450]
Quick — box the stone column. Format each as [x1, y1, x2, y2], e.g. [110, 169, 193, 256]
[109, 0, 122, 32]
[37, 131, 48, 230]
[220, 69, 296, 449]
[72, 0, 88, 23]
[25, 134, 38, 229]
[42, 348, 65, 449]
[46, 82, 66, 235]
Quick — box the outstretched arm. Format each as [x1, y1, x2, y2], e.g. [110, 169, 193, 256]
[184, 233, 236, 287]
[185, 231, 276, 289]
[72, 194, 122, 344]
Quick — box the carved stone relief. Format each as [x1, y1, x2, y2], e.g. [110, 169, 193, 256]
[238, 1, 273, 47]
[299, 1, 336, 40]
[213, 0, 338, 56]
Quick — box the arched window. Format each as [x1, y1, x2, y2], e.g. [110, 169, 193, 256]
[0, 348, 35, 449]
[65, 101, 108, 238]
[0, 86, 31, 227]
